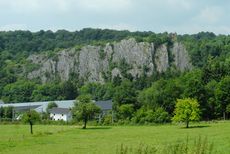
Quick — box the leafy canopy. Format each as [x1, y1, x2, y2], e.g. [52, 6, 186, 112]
[46, 101, 58, 113]
[21, 110, 41, 125]
[74, 94, 101, 129]
[172, 98, 200, 128]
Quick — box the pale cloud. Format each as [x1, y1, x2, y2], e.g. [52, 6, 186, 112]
[1, 0, 41, 13]
[0, 0, 229, 34]
[166, 0, 193, 10]
[0, 24, 28, 31]
[77, 0, 133, 11]
[193, 6, 224, 24]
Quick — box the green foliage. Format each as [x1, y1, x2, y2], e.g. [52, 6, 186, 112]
[0, 79, 78, 103]
[226, 104, 230, 114]
[132, 107, 170, 124]
[31, 82, 65, 101]
[101, 114, 113, 125]
[2, 80, 36, 103]
[1, 29, 230, 123]
[172, 98, 200, 128]
[99, 48, 106, 59]
[116, 137, 214, 154]
[113, 79, 137, 107]
[0, 106, 14, 120]
[118, 58, 132, 78]
[116, 143, 157, 154]
[21, 110, 41, 134]
[21, 110, 41, 125]
[80, 82, 114, 101]
[138, 78, 183, 114]
[24, 61, 41, 74]
[46, 102, 58, 113]
[162, 136, 214, 154]
[204, 80, 220, 119]
[215, 76, 230, 119]
[118, 104, 134, 120]
[73, 94, 101, 129]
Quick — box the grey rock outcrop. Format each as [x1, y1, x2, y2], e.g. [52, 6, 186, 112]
[155, 44, 169, 73]
[27, 38, 192, 83]
[172, 42, 192, 71]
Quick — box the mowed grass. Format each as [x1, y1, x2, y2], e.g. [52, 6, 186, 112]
[0, 121, 230, 154]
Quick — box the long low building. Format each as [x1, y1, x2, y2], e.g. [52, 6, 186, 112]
[0, 100, 113, 122]
[0, 100, 112, 112]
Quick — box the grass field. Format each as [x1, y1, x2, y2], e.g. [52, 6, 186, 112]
[0, 121, 230, 154]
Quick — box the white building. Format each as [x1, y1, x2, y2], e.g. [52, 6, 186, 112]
[0, 100, 113, 122]
[49, 107, 72, 121]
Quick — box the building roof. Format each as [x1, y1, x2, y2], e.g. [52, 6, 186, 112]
[0, 99, 113, 113]
[0, 100, 75, 113]
[49, 107, 71, 114]
[13, 105, 41, 112]
[95, 100, 112, 110]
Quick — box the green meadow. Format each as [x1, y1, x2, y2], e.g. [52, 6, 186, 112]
[0, 121, 230, 154]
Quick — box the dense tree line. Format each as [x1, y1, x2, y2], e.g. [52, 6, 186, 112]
[0, 29, 230, 123]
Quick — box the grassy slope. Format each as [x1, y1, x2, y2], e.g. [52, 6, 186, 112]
[0, 121, 230, 154]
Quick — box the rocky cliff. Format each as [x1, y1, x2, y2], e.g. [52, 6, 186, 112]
[27, 38, 192, 83]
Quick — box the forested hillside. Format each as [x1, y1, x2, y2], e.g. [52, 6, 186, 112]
[0, 29, 230, 122]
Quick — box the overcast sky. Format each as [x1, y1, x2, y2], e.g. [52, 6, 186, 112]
[0, 0, 229, 34]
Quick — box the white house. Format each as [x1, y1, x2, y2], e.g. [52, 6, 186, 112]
[49, 107, 72, 121]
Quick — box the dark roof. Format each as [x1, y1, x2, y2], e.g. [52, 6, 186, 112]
[95, 100, 112, 110]
[14, 105, 41, 111]
[49, 107, 71, 114]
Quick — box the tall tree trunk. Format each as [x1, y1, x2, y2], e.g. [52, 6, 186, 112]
[82, 117, 87, 129]
[30, 121, 33, 134]
[223, 111, 226, 120]
[186, 120, 189, 128]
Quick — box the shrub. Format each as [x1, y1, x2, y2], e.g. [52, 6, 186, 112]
[132, 107, 170, 124]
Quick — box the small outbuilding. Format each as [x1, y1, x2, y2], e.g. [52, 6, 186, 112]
[49, 107, 72, 121]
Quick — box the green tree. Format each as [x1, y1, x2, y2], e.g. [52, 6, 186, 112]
[118, 104, 134, 120]
[138, 79, 182, 114]
[4, 106, 14, 120]
[46, 102, 58, 113]
[31, 83, 65, 101]
[172, 98, 200, 128]
[215, 76, 230, 120]
[2, 80, 36, 103]
[113, 79, 138, 109]
[204, 80, 220, 119]
[74, 94, 101, 129]
[133, 107, 170, 124]
[181, 70, 206, 117]
[21, 110, 41, 134]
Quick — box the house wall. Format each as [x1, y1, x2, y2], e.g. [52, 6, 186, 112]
[50, 112, 72, 121]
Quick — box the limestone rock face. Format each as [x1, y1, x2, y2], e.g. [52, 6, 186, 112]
[172, 42, 192, 71]
[112, 38, 155, 77]
[155, 44, 169, 73]
[27, 38, 192, 83]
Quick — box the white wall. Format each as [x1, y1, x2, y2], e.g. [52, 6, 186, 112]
[50, 112, 72, 121]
